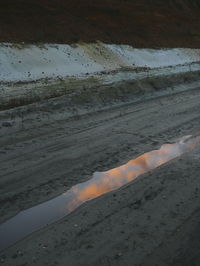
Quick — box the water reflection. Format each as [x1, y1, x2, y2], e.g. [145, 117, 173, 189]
[0, 135, 199, 251]
[68, 135, 199, 210]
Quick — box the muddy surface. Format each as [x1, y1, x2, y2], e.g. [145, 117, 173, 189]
[1, 0, 200, 47]
[0, 73, 200, 265]
[1, 135, 199, 252]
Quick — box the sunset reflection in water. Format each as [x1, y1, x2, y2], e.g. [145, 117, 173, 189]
[1, 135, 199, 251]
[67, 135, 200, 211]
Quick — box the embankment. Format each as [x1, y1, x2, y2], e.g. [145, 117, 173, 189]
[1, 42, 200, 111]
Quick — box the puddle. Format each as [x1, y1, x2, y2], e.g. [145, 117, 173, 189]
[0, 135, 199, 251]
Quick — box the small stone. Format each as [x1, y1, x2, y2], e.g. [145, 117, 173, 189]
[115, 252, 122, 258]
[74, 224, 78, 227]
[17, 250, 23, 256]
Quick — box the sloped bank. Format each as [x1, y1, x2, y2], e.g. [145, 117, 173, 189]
[0, 42, 200, 111]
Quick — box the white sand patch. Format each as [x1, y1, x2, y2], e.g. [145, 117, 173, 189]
[107, 45, 200, 68]
[0, 42, 200, 82]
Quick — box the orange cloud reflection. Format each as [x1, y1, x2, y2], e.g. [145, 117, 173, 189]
[66, 135, 200, 211]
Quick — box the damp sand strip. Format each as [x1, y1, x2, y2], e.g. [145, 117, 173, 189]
[0, 135, 199, 251]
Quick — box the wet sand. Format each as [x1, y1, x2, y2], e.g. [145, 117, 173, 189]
[0, 72, 200, 265]
[1, 152, 200, 266]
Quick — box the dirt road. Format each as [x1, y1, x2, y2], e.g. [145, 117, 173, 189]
[0, 76, 200, 265]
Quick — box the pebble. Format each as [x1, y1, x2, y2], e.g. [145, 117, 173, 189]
[17, 250, 23, 256]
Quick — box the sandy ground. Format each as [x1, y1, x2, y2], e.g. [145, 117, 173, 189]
[0, 72, 200, 265]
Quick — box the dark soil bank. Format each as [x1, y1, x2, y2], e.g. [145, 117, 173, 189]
[0, 0, 200, 47]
